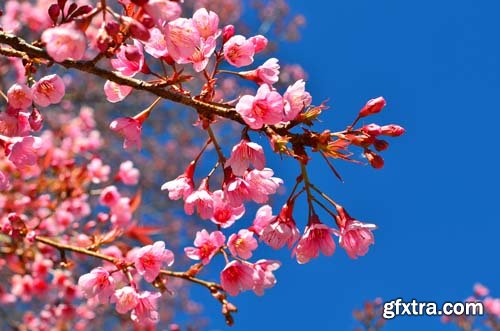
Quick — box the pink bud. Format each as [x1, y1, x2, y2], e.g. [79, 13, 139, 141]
[249, 35, 268, 53]
[359, 97, 386, 118]
[373, 139, 389, 152]
[364, 150, 384, 169]
[361, 123, 382, 136]
[223, 25, 235, 44]
[105, 21, 120, 36]
[29, 108, 43, 132]
[380, 124, 405, 137]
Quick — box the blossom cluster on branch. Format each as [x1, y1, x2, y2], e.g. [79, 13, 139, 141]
[0, 0, 405, 329]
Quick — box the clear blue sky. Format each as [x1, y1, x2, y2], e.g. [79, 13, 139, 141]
[196, 1, 500, 330]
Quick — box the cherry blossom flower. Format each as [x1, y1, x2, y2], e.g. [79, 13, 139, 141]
[184, 229, 225, 265]
[118, 161, 140, 185]
[220, 260, 254, 296]
[7, 136, 42, 168]
[225, 139, 266, 176]
[104, 81, 133, 103]
[110, 197, 133, 227]
[210, 190, 244, 228]
[31, 74, 65, 107]
[223, 35, 255, 67]
[250, 205, 276, 235]
[235, 84, 284, 129]
[293, 216, 336, 264]
[333, 205, 376, 259]
[224, 177, 252, 207]
[260, 202, 300, 249]
[228, 229, 258, 259]
[86, 158, 110, 184]
[133, 241, 174, 282]
[131, 291, 162, 324]
[99, 186, 121, 207]
[143, 28, 170, 59]
[177, 36, 217, 72]
[484, 297, 500, 317]
[239, 58, 280, 85]
[244, 168, 283, 203]
[473, 283, 489, 297]
[252, 259, 281, 296]
[41, 24, 87, 62]
[77, 267, 115, 303]
[7, 83, 32, 109]
[111, 41, 145, 77]
[161, 162, 195, 200]
[109, 117, 143, 150]
[165, 18, 201, 62]
[282, 79, 312, 122]
[249, 35, 268, 53]
[184, 178, 214, 219]
[113, 286, 139, 314]
[192, 8, 220, 39]
[0, 108, 31, 137]
[143, 0, 182, 26]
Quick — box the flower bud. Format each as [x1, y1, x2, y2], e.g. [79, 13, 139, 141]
[105, 21, 120, 36]
[380, 124, 405, 137]
[364, 150, 384, 169]
[359, 97, 386, 118]
[222, 25, 235, 44]
[361, 123, 382, 136]
[373, 139, 389, 152]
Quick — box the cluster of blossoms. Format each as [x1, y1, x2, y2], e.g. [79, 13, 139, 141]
[0, 0, 406, 328]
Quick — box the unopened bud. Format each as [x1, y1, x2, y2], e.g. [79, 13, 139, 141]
[361, 123, 382, 136]
[140, 14, 155, 29]
[222, 25, 235, 44]
[29, 108, 43, 132]
[359, 97, 386, 118]
[364, 150, 384, 169]
[373, 139, 389, 152]
[126, 18, 150, 41]
[249, 35, 268, 53]
[131, 0, 149, 5]
[380, 124, 405, 137]
[105, 21, 120, 36]
[48, 4, 60, 24]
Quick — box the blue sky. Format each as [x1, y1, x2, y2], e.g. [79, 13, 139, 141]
[194, 1, 500, 330]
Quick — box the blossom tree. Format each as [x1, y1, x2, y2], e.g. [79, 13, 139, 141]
[0, 0, 405, 329]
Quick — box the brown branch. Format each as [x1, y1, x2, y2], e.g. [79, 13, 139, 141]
[0, 31, 318, 150]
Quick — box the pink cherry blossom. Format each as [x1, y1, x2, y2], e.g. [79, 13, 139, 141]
[164, 18, 201, 62]
[110, 197, 133, 227]
[104, 81, 133, 103]
[225, 139, 266, 176]
[143, 28, 170, 59]
[473, 283, 489, 297]
[41, 24, 87, 62]
[240, 58, 280, 85]
[86, 158, 110, 184]
[77, 267, 115, 303]
[184, 229, 225, 265]
[220, 260, 254, 296]
[235, 84, 284, 129]
[224, 177, 252, 207]
[223, 35, 255, 67]
[192, 8, 220, 39]
[131, 291, 162, 324]
[293, 217, 336, 264]
[484, 297, 500, 317]
[244, 168, 283, 203]
[118, 161, 140, 185]
[0, 108, 31, 137]
[143, 0, 182, 26]
[109, 117, 142, 150]
[7, 83, 32, 109]
[176, 36, 216, 72]
[282, 79, 312, 121]
[134, 241, 174, 282]
[334, 205, 376, 259]
[7, 136, 42, 168]
[184, 179, 214, 219]
[228, 229, 258, 259]
[161, 162, 195, 200]
[252, 259, 280, 296]
[249, 35, 268, 53]
[250, 205, 275, 235]
[260, 202, 300, 249]
[211, 190, 245, 228]
[111, 41, 145, 77]
[31, 74, 65, 107]
[99, 186, 121, 207]
[113, 286, 139, 314]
